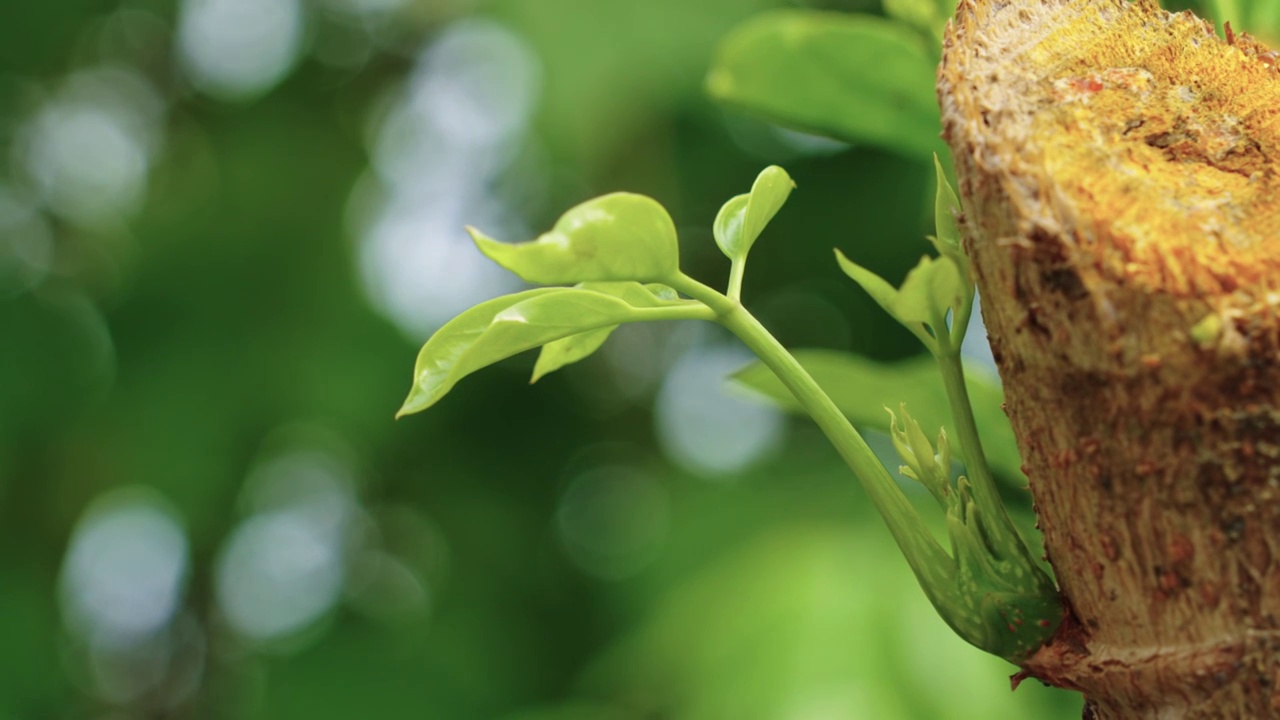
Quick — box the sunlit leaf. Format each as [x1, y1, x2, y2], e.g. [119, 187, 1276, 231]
[470, 193, 679, 285]
[399, 287, 689, 416]
[732, 349, 1024, 481]
[531, 282, 683, 382]
[707, 10, 942, 159]
[713, 165, 795, 261]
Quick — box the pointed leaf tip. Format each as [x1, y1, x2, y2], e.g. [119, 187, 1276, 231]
[398, 286, 700, 416]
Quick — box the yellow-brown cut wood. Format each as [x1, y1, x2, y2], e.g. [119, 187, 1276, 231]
[939, 0, 1280, 716]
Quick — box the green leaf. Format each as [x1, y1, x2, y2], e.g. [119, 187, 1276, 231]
[835, 251, 965, 349]
[895, 255, 964, 326]
[713, 194, 750, 260]
[399, 287, 689, 417]
[713, 165, 795, 261]
[930, 154, 964, 267]
[531, 328, 614, 384]
[732, 350, 1024, 482]
[469, 193, 680, 285]
[833, 250, 900, 320]
[883, 0, 942, 38]
[706, 10, 943, 160]
[530, 282, 683, 383]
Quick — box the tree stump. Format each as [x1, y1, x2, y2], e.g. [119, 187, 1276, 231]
[938, 0, 1280, 716]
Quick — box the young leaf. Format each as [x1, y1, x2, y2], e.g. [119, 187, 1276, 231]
[929, 155, 968, 282]
[530, 282, 685, 382]
[397, 288, 559, 417]
[713, 194, 750, 259]
[706, 10, 943, 160]
[894, 255, 965, 327]
[399, 287, 693, 417]
[713, 165, 795, 261]
[835, 250, 965, 349]
[531, 328, 614, 384]
[732, 349, 1024, 482]
[932, 155, 962, 255]
[469, 193, 680, 285]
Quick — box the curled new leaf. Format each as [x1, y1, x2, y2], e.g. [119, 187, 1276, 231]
[398, 287, 708, 417]
[470, 193, 680, 285]
[713, 165, 795, 262]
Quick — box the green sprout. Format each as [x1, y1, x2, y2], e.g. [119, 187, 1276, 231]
[396, 160, 1062, 664]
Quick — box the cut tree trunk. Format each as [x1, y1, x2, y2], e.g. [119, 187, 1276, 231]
[938, 0, 1280, 717]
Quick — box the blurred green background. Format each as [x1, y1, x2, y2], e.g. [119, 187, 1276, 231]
[0, 0, 1090, 717]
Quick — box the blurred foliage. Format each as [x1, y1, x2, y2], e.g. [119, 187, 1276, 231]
[30, 0, 1265, 715]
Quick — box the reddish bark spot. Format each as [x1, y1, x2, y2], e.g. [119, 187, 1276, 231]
[1051, 448, 1079, 469]
[1100, 532, 1120, 562]
[1169, 534, 1194, 564]
[1072, 76, 1105, 93]
[1199, 581, 1221, 608]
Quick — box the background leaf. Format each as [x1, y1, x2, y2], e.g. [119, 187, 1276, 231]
[706, 10, 944, 160]
[732, 349, 1025, 483]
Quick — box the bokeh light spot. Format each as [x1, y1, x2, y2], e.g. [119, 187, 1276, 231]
[20, 67, 163, 228]
[352, 19, 541, 337]
[177, 0, 305, 100]
[655, 345, 785, 477]
[0, 186, 54, 294]
[216, 441, 358, 645]
[59, 489, 190, 650]
[215, 510, 345, 643]
[556, 466, 670, 580]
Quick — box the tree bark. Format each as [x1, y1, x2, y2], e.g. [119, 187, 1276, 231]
[938, 0, 1280, 716]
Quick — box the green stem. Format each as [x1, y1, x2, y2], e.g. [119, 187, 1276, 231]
[727, 257, 747, 301]
[636, 303, 719, 323]
[670, 272, 954, 589]
[935, 351, 1026, 558]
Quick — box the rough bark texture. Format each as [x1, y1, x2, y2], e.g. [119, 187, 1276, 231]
[938, 0, 1280, 717]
